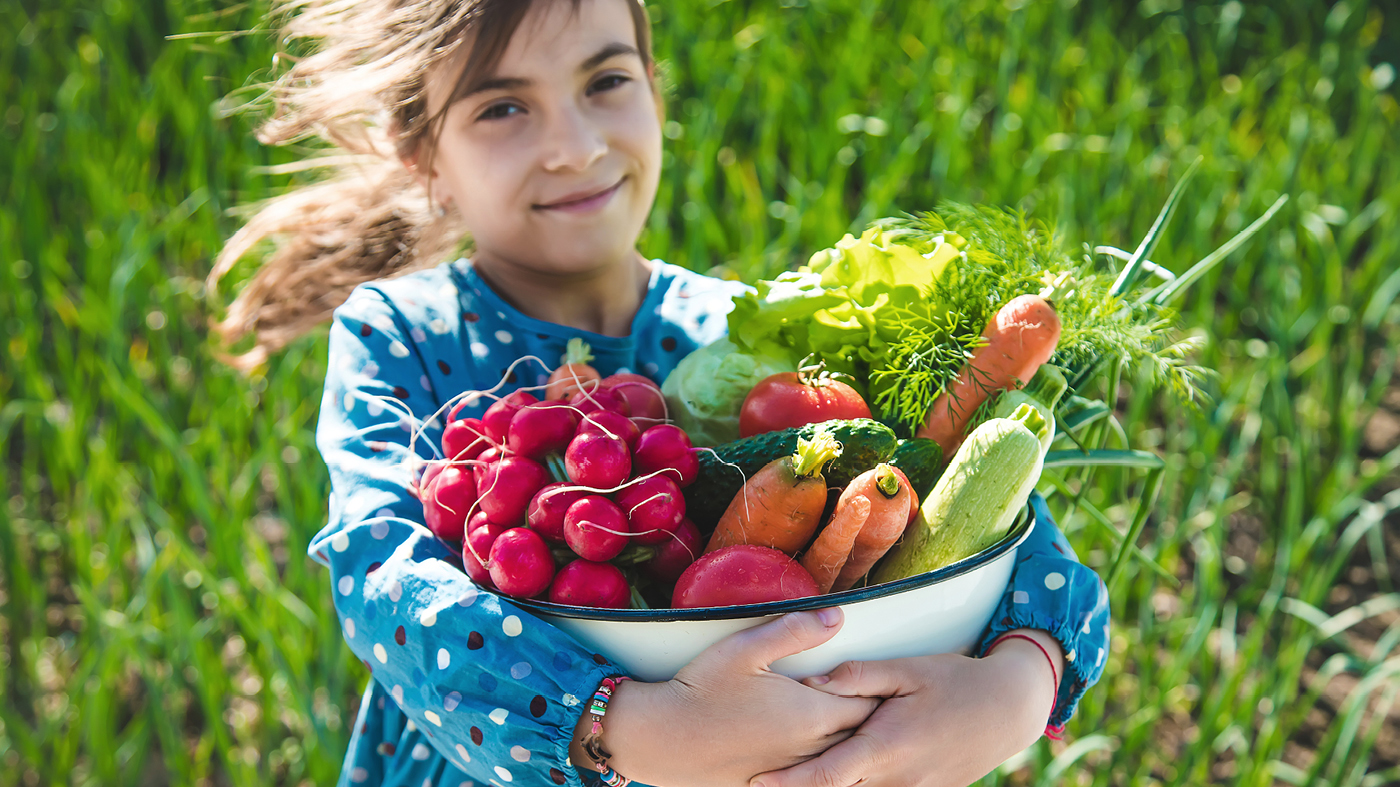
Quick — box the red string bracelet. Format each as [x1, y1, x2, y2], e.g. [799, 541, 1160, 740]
[987, 632, 1066, 741]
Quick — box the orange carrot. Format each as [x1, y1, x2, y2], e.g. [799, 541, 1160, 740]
[915, 294, 1061, 454]
[832, 464, 915, 592]
[886, 466, 920, 526]
[704, 429, 843, 557]
[801, 494, 870, 593]
[546, 338, 601, 400]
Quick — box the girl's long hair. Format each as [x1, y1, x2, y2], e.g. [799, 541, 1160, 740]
[209, 0, 655, 370]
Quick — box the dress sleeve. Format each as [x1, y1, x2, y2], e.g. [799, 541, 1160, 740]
[310, 286, 617, 787]
[972, 492, 1110, 731]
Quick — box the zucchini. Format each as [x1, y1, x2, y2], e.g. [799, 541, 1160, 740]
[686, 418, 898, 530]
[889, 438, 944, 500]
[871, 404, 1044, 584]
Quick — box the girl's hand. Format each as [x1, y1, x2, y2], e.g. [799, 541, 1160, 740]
[748, 632, 1063, 787]
[575, 609, 881, 787]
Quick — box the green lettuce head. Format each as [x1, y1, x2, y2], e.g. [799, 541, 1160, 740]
[660, 338, 799, 447]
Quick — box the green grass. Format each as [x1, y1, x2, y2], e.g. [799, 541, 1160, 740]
[3, 0, 1399, 785]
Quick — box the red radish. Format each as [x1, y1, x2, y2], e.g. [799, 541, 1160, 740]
[642, 518, 702, 583]
[575, 409, 641, 450]
[462, 521, 505, 586]
[633, 424, 699, 488]
[739, 366, 871, 437]
[476, 456, 549, 526]
[443, 417, 491, 463]
[414, 461, 446, 501]
[548, 559, 631, 608]
[466, 509, 498, 535]
[563, 496, 630, 561]
[601, 373, 667, 426]
[422, 465, 478, 542]
[546, 338, 602, 401]
[447, 399, 471, 423]
[615, 475, 685, 545]
[569, 387, 631, 417]
[507, 401, 580, 459]
[482, 390, 538, 443]
[672, 544, 819, 608]
[526, 483, 587, 543]
[917, 294, 1061, 453]
[564, 431, 631, 489]
[488, 527, 556, 598]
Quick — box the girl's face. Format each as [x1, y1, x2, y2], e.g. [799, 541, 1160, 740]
[422, 0, 661, 277]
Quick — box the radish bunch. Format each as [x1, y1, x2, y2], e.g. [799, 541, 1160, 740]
[414, 374, 701, 608]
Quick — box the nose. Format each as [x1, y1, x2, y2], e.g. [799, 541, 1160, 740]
[540, 104, 607, 172]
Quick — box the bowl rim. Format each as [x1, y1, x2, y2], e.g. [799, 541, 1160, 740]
[512, 499, 1038, 622]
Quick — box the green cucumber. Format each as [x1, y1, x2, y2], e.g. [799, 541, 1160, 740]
[872, 404, 1044, 584]
[686, 418, 898, 530]
[889, 438, 944, 500]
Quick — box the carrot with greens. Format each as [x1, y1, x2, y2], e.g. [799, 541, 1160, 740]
[704, 428, 843, 557]
[800, 495, 870, 594]
[831, 464, 915, 591]
[916, 294, 1061, 454]
[546, 338, 601, 400]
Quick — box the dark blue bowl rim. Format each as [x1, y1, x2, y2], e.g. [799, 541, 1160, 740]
[511, 500, 1038, 622]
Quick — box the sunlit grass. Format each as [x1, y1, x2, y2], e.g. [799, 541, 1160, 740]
[2, 0, 1398, 785]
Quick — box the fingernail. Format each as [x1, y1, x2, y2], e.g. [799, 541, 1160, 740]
[806, 675, 831, 685]
[816, 607, 840, 627]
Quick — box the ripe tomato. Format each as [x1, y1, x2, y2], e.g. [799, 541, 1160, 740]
[738, 370, 871, 437]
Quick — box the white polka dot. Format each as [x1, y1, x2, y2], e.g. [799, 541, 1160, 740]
[616, 367, 632, 375]
[1083, 619, 1092, 634]
[331, 533, 349, 552]
[343, 392, 355, 412]
[425, 709, 442, 727]
[1012, 590, 1030, 604]
[362, 361, 379, 378]
[373, 315, 394, 331]
[411, 327, 428, 343]
[643, 362, 659, 375]
[371, 520, 390, 539]
[422, 610, 438, 627]
[374, 644, 388, 663]
[1044, 572, 1066, 591]
[392, 685, 404, 704]
[420, 374, 433, 391]
[444, 691, 462, 711]
[405, 720, 416, 733]
[470, 342, 490, 359]
[389, 580, 403, 602]
[510, 662, 532, 680]
[494, 330, 513, 344]
[510, 746, 530, 763]
[1097, 647, 1104, 666]
[438, 649, 451, 670]
[562, 693, 579, 707]
[338, 576, 355, 596]
[430, 319, 450, 335]
[350, 767, 369, 783]
[1065, 649, 1075, 662]
[343, 618, 356, 639]
[376, 507, 394, 519]
[502, 616, 522, 637]
[422, 778, 433, 787]
[399, 417, 414, 433]
[488, 708, 509, 725]
[458, 587, 478, 607]
[455, 743, 471, 763]
[495, 311, 506, 320]
[367, 400, 385, 417]
[412, 743, 431, 760]
[493, 766, 512, 782]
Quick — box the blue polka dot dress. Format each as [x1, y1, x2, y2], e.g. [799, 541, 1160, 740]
[309, 257, 1111, 787]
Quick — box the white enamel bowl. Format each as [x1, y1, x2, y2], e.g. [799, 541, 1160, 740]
[514, 501, 1037, 682]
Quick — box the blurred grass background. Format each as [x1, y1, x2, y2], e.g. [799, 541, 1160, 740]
[3, 0, 1400, 785]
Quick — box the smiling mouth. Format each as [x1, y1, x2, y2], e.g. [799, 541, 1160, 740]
[534, 177, 625, 211]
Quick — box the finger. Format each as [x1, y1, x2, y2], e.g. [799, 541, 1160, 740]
[801, 660, 910, 698]
[750, 731, 889, 787]
[697, 608, 844, 673]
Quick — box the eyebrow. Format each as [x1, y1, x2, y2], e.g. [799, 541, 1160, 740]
[459, 42, 641, 100]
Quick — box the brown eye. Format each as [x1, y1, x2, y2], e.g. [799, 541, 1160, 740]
[478, 103, 522, 121]
[588, 74, 630, 95]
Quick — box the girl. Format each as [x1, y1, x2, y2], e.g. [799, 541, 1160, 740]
[211, 0, 1111, 785]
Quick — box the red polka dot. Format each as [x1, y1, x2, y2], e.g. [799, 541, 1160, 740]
[463, 312, 480, 323]
[470, 726, 483, 745]
[369, 441, 387, 453]
[316, 550, 328, 562]
[661, 336, 678, 352]
[395, 626, 407, 646]
[550, 768, 567, 784]
[360, 323, 373, 337]
[367, 561, 383, 575]
[530, 695, 547, 717]
[393, 386, 410, 400]
[592, 653, 608, 665]
[438, 360, 452, 374]
[377, 742, 396, 756]
[467, 631, 484, 650]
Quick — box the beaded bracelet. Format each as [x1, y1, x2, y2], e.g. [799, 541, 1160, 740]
[987, 632, 1066, 740]
[579, 676, 632, 786]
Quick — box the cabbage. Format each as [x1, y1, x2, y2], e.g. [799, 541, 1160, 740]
[660, 338, 798, 447]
